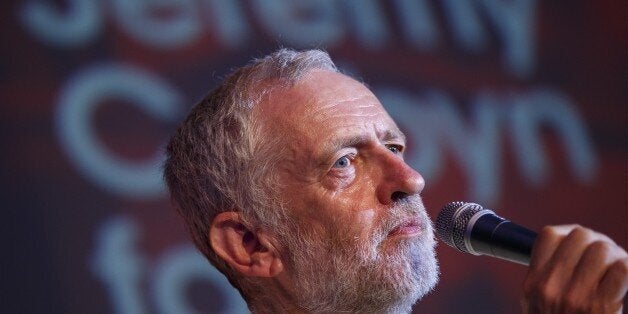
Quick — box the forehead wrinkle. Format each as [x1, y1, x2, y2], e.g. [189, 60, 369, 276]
[305, 92, 377, 116]
[311, 104, 382, 126]
[309, 96, 360, 115]
[316, 112, 379, 125]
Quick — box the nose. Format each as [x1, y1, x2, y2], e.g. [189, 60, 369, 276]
[376, 150, 425, 205]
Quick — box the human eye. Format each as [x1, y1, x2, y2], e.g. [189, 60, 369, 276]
[325, 151, 357, 188]
[332, 155, 352, 168]
[386, 144, 404, 155]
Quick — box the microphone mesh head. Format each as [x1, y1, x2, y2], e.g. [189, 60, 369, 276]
[435, 202, 484, 253]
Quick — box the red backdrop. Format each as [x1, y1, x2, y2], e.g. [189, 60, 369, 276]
[2, 1, 626, 313]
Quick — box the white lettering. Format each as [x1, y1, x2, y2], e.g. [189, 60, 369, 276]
[393, 0, 440, 50]
[441, 0, 487, 53]
[111, 0, 201, 49]
[423, 90, 502, 203]
[56, 64, 182, 199]
[91, 216, 146, 314]
[510, 88, 597, 185]
[479, 0, 536, 77]
[20, 0, 102, 46]
[92, 216, 247, 314]
[343, 0, 390, 48]
[251, 0, 344, 48]
[202, 0, 249, 48]
[19, 0, 539, 76]
[152, 246, 248, 314]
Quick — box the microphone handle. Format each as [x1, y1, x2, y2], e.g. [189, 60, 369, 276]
[469, 213, 538, 265]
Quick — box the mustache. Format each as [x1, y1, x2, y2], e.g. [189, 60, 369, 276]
[374, 195, 430, 242]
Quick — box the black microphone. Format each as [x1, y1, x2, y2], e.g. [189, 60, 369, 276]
[435, 201, 538, 265]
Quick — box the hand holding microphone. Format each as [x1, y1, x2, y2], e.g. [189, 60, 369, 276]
[436, 202, 628, 313]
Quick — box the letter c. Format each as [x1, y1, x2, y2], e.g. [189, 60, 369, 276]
[56, 64, 182, 199]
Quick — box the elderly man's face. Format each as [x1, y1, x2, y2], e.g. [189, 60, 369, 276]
[253, 70, 438, 312]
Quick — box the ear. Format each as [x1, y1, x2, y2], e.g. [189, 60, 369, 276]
[209, 212, 283, 277]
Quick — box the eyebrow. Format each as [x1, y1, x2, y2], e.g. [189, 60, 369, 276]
[381, 129, 406, 144]
[315, 128, 407, 165]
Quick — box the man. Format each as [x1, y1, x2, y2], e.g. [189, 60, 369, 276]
[164, 49, 627, 313]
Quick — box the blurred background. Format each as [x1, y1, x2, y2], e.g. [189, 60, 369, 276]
[2, 0, 626, 313]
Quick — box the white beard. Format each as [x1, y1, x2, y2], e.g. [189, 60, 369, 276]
[279, 196, 439, 313]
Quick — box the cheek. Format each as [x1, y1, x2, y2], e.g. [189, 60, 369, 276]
[323, 167, 356, 190]
[329, 200, 378, 240]
[314, 165, 381, 238]
[353, 209, 377, 236]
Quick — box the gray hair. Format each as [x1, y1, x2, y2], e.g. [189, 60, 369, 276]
[163, 48, 338, 299]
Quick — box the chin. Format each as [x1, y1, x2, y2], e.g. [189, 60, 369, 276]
[352, 233, 439, 313]
[390, 232, 440, 300]
[289, 232, 440, 314]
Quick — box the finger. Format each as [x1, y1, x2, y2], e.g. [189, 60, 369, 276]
[523, 225, 579, 312]
[544, 227, 609, 289]
[528, 224, 578, 271]
[544, 227, 614, 313]
[598, 257, 628, 309]
[562, 240, 619, 312]
[524, 225, 610, 313]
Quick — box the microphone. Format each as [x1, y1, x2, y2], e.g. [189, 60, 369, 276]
[435, 202, 538, 265]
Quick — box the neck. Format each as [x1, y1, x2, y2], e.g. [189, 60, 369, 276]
[243, 279, 411, 314]
[244, 277, 305, 314]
